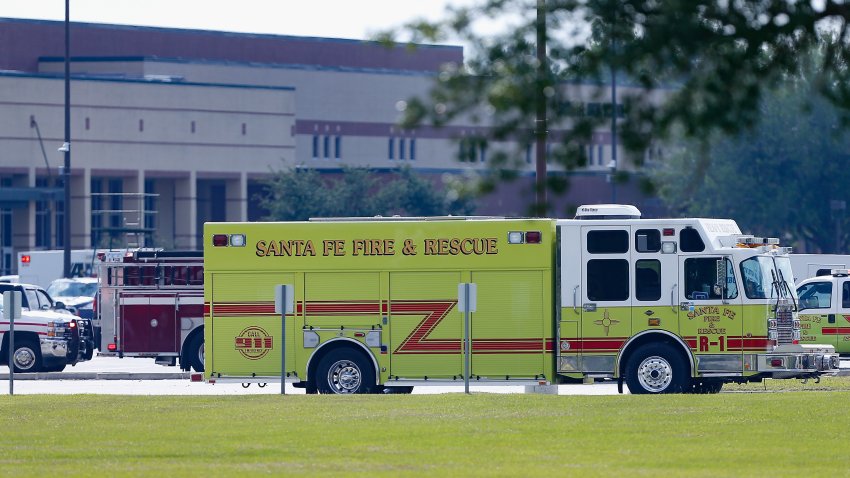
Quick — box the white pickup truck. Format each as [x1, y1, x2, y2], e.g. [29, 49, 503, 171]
[0, 283, 95, 372]
[796, 270, 850, 356]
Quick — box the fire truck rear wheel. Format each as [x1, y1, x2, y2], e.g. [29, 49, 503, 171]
[11, 339, 42, 373]
[316, 349, 376, 394]
[185, 333, 205, 373]
[625, 343, 688, 394]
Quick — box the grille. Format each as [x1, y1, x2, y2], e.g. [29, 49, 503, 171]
[776, 308, 794, 345]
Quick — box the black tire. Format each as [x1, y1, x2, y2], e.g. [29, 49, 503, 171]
[184, 333, 205, 373]
[315, 348, 376, 394]
[11, 339, 42, 373]
[690, 379, 723, 394]
[625, 343, 689, 394]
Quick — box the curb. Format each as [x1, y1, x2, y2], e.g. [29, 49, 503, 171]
[0, 372, 191, 380]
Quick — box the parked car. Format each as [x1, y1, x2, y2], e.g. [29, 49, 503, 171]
[47, 277, 98, 320]
[0, 292, 92, 372]
[0, 282, 96, 368]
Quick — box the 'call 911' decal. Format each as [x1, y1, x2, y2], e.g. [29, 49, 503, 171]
[235, 326, 274, 360]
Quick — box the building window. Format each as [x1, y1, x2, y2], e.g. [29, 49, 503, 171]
[35, 178, 51, 248]
[144, 179, 156, 245]
[335, 136, 341, 159]
[108, 179, 123, 235]
[191, 121, 196, 134]
[598, 145, 604, 165]
[410, 139, 416, 160]
[399, 138, 406, 160]
[388, 138, 395, 160]
[588, 145, 594, 165]
[139, 119, 144, 132]
[85, 117, 90, 130]
[526, 144, 532, 164]
[312, 135, 319, 159]
[90, 179, 103, 246]
[242, 123, 247, 135]
[323, 136, 330, 159]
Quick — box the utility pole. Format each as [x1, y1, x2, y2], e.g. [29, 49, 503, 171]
[609, 5, 618, 204]
[62, 0, 72, 278]
[534, 0, 548, 216]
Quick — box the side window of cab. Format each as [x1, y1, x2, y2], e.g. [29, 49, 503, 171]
[798, 282, 832, 310]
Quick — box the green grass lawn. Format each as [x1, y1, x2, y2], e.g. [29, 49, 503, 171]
[1, 386, 848, 477]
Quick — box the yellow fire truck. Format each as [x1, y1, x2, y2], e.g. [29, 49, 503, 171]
[203, 205, 839, 394]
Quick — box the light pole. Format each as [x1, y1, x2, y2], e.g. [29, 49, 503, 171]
[609, 5, 618, 204]
[534, 0, 548, 216]
[62, 0, 71, 278]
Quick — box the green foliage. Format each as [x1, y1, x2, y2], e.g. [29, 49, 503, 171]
[650, 45, 850, 252]
[257, 165, 476, 220]
[384, 1, 850, 213]
[2, 391, 850, 476]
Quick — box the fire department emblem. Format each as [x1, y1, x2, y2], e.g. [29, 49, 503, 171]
[235, 326, 274, 360]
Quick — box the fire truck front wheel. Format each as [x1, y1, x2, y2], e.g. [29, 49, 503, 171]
[625, 343, 688, 394]
[315, 348, 376, 394]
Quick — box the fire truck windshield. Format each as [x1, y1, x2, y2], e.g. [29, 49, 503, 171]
[773, 256, 798, 300]
[740, 256, 796, 300]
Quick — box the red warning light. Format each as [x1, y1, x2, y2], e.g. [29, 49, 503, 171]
[20, 255, 31, 264]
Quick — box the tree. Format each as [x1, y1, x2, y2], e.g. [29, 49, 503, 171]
[650, 47, 850, 253]
[257, 165, 476, 220]
[382, 1, 850, 213]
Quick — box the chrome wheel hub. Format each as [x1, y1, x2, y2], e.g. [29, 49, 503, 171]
[637, 355, 673, 392]
[327, 360, 361, 394]
[13, 347, 36, 371]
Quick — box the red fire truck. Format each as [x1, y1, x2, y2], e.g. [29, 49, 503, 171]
[95, 250, 204, 371]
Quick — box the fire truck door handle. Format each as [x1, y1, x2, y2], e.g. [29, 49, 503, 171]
[572, 286, 579, 314]
[680, 301, 693, 312]
[671, 284, 678, 312]
[828, 314, 835, 324]
[582, 303, 596, 312]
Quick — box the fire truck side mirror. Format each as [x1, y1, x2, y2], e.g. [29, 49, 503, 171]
[714, 259, 726, 297]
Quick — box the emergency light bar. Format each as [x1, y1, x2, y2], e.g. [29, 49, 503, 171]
[734, 235, 780, 247]
[832, 269, 850, 277]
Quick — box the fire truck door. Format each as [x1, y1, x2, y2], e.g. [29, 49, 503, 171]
[119, 292, 180, 353]
[631, 227, 679, 336]
[579, 226, 632, 374]
[389, 271, 462, 379]
[678, 256, 743, 373]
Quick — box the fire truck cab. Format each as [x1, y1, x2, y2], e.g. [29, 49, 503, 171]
[96, 250, 204, 371]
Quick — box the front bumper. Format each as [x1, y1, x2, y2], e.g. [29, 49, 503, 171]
[40, 337, 69, 360]
[757, 344, 840, 378]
